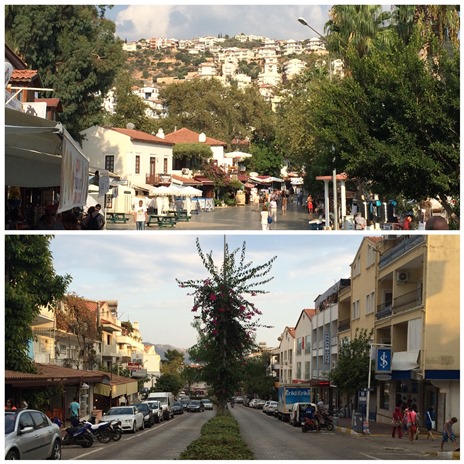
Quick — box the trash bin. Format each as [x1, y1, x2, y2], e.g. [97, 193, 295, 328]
[352, 412, 363, 433]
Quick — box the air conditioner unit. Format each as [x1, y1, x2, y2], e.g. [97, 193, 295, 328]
[396, 271, 409, 283]
[181, 168, 190, 175]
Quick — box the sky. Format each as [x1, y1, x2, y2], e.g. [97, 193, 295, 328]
[104, 4, 334, 42]
[49, 233, 366, 350]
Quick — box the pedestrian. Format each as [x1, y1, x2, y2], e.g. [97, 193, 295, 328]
[253, 192, 260, 211]
[425, 216, 449, 230]
[260, 205, 270, 231]
[133, 199, 148, 230]
[5, 398, 16, 410]
[297, 190, 303, 206]
[269, 198, 277, 223]
[392, 403, 403, 439]
[403, 406, 417, 443]
[281, 194, 288, 216]
[411, 403, 420, 440]
[307, 194, 314, 214]
[35, 205, 65, 230]
[69, 396, 80, 426]
[425, 406, 436, 441]
[402, 214, 413, 230]
[93, 204, 106, 229]
[355, 212, 366, 230]
[440, 417, 458, 451]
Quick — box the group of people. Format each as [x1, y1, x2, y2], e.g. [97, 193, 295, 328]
[392, 401, 458, 451]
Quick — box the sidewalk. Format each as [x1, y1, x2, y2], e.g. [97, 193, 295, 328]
[335, 416, 460, 459]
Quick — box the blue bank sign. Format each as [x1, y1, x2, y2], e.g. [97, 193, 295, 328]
[376, 347, 392, 373]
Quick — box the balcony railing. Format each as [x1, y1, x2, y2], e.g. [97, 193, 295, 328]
[146, 174, 171, 185]
[338, 318, 350, 332]
[379, 236, 425, 269]
[376, 303, 393, 320]
[393, 288, 423, 313]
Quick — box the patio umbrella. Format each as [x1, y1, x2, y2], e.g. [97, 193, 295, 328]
[224, 150, 252, 160]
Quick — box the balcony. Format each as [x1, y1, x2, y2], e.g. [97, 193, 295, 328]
[379, 236, 425, 269]
[393, 288, 423, 314]
[146, 173, 171, 185]
[376, 302, 392, 320]
[338, 317, 350, 332]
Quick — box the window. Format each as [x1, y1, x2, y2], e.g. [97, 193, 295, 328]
[305, 335, 311, 354]
[380, 382, 390, 410]
[296, 337, 302, 355]
[135, 155, 140, 174]
[105, 155, 114, 172]
[365, 291, 375, 314]
[163, 158, 168, 173]
[366, 245, 376, 267]
[296, 362, 301, 379]
[352, 300, 360, 320]
[304, 361, 311, 379]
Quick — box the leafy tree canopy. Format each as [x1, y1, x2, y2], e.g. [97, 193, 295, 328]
[328, 328, 373, 396]
[152, 372, 184, 396]
[173, 143, 213, 160]
[5, 236, 71, 372]
[5, 5, 126, 139]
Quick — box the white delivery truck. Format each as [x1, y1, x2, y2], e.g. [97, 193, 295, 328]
[147, 392, 174, 420]
[276, 383, 312, 422]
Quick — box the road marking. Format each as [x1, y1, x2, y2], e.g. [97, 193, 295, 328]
[360, 453, 381, 460]
[69, 447, 104, 460]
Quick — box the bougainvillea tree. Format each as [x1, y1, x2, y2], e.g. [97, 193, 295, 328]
[177, 238, 276, 412]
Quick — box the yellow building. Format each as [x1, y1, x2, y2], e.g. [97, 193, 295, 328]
[373, 235, 460, 432]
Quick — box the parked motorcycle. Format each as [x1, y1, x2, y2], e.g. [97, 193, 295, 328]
[108, 420, 123, 441]
[301, 416, 320, 433]
[318, 412, 334, 431]
[83, 419, 112, 443]
[62, 421, 94, 448]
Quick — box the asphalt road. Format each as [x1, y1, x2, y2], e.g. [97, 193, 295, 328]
[230, 405, 441, 460]
[61, 410, 214, 460]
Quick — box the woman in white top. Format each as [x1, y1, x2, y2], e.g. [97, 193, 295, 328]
[260, 206, 270, 230]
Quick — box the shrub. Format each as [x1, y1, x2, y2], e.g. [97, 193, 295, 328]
[179, 413, 254, 460]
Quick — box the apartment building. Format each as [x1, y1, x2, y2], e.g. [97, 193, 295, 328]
[277, 327, 296, 384]
[293, 310, 316, 383]
[373, 235, 460, 431]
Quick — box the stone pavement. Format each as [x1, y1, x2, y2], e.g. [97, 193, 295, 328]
[106, 201, 319, 231]
[335, 416, 460, 460]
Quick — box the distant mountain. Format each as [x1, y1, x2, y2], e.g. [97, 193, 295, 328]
[145, 343, 190, 363]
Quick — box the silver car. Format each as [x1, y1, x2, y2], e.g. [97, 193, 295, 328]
[103, 406, 144, 433]
[142, 401, 164, 423]
[5, 409, 62, 460]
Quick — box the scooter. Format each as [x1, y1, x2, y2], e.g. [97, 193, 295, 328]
[318, 412, 334, 431]
[62, 421, 94, 448]
[84, 418, 112, 443]
[301, 416, 320, 433]
[107, 419, 123, 441]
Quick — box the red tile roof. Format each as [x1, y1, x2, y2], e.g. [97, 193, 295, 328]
[10, 69, 42, 86]
[164, 128, 227, 147]
[35, 98, 63, 112]
[111, 128, 174, 146]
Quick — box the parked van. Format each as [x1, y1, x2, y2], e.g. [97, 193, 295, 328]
[147, 392, 174, 420]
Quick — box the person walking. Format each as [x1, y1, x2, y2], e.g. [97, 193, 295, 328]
[281, 194, 288, 216]
[440, 417, 458, 451]
[404, 407, 417, 443]
[392, 403, 403, 439]
[260, 205, 270, 231]
[425, 406, 436, 441]
[307, 194, 314, 215]
[269, 198, 278, 223]
[133, 199, 148, 230]
[69, 397, 80, 426]
[252, 192, 260, 212]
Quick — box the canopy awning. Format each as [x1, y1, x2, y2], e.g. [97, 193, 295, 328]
[5, 108, 90, 212]
[392, 350, 420, 371]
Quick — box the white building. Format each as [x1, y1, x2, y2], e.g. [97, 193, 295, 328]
[294, 309, 316, 382]
[277, 326, 296, 384]
[80, 125, 174, 192]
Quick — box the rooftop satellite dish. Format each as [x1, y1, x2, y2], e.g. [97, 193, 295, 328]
[126, 122, 135, 130]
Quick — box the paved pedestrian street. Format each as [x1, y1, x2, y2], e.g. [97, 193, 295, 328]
[107, 201, 319, 231]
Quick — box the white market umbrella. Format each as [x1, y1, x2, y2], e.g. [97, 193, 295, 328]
[176, 185, 203, 197]
[150, 185, 175, 196]
[224, 150, 253, 161]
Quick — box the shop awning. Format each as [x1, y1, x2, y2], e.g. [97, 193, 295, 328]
[391, 350, 420, 370]
[5, 108, 89, 212]
[94, 383, 112, 396]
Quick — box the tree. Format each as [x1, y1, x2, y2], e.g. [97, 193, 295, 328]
[161, 349, 185, 376]
[152, 373, 184, 396]
[173, 143, 213, 170]
[177, 239, 276, 412]
[5, 5, 126, 139]
[328, 329, 373, 399]
[5, 236, 71, 372]
[55, 293, 101, 369]
[241, 353, 276, 400]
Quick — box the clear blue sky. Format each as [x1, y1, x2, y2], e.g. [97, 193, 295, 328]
[49, 233, 366, 349]
[105, 4, 333, 42]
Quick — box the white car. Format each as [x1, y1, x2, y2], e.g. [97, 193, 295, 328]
[264, 400, 278, 416]
[202, 399, 214, 410]
[103, 406, 144, 433]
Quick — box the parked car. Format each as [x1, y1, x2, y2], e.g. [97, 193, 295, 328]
[248, 399, 257, 408]
[133, 403, 155, 427]
[172, 401, 184, 415]
[202, 399, 214, 410]
[5, 409, 62, 460]
[187, 400, 205, 412]
[103, 406, 144, 433]
[263, 401, 278, 416]
[254, 399, 266, 409]
[234, 396, 244, 404]
[180, 399, 190, 411]
[142, 401, 164, 423]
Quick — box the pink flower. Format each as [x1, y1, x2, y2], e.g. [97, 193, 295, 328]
[210, 293, 217, 301]
[212, 329, 218, 335]
[219, 308, 225, 313]
[192, 306, 198, 312]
